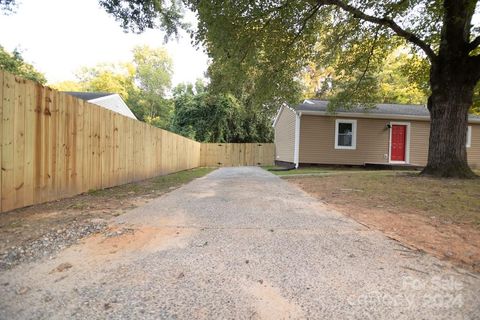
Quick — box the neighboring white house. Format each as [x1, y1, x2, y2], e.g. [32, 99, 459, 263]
[62, 92, 137, 120]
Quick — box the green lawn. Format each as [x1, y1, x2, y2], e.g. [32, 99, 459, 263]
[277, 168, 480, 227]
[88, 167, 216, 199]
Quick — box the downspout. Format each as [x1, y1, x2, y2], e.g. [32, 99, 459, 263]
[294, 112, 301, 168]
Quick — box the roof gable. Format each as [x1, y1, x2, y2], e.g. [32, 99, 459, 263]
[273, 103, 296, 127]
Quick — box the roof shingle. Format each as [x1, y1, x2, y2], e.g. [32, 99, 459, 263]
[297, 99, 480, 120]
[62, 92, 113, 101]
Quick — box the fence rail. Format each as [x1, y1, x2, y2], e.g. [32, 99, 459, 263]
[201, 143, 274, 167]
[0, 71, 275, 213]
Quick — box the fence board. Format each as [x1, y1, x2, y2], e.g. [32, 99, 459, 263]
[2, 73, 15, 211]
[0, 71, 3, 212]
[13, 76, 26, 208]
[200, 143, 274, 167]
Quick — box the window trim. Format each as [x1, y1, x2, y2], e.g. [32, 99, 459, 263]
[466, 126, 472, 148]
[334, 119, 357, 150]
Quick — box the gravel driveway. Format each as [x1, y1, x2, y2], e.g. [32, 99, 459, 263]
[0, 167, 479, 319]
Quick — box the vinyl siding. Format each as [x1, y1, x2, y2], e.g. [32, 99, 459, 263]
[299, 115, 480, 168]
[299, 116, 389, 165]
[274, 106, 296, 163]
[468, 124, 480, 169]
[409, 121, 429, 165]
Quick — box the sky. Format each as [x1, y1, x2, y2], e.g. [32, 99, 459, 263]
[0, 0, 209, 86]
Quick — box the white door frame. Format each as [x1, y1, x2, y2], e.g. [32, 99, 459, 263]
[388, 122, 411, 164]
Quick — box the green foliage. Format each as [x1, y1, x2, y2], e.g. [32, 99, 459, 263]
[0, 46, 46, 84]
[473, 84, 480, 115]
[304, 47, 429, 106]
[51, 80, 84, 92]
[377, 50, 428, 105]
[170, 82, 273, 143]
[51, 45, 174, 129]
[170, 83, 245, 142]
[75, 62, 136, 100]
[129, 45, 174, 126]
[98, 0, 186, 38]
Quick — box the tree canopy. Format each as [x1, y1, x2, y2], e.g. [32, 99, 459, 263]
[169, 81, 274, 142]
[0, 46, 47, 84]
[51, 45, 174, 128]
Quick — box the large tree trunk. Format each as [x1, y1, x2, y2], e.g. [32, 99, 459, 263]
[421, 71, 477, 178]
[420, 0, 480, 179]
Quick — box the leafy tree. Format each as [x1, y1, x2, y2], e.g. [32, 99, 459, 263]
[377, 52, 427, 105]
[303, 48, 428, 105]
[130, 45, 174, 127]
[170, 81, 274, 142]
[98, 0, 186, 38]
[51, 80, 85, 92]
[74, 62, 136, 100]
[170, 83, 246, 142]
[51, 46, 174, 128]
[100, 0, 480, 178]
[0, 46, 47, 84]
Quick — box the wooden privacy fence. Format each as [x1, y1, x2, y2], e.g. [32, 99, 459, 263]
[201, 143, 274, 167]
[0, 71, 201, 212]
[0, 70, 275, 213]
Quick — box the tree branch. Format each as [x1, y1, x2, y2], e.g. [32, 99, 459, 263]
[354, 27, 380, 93]
[286, 2, 322, 49]
[318, 0, 437, 62]
[469, 35, 480, 52]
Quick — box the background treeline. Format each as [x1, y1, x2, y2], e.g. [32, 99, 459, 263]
[2, 45, 478, 145]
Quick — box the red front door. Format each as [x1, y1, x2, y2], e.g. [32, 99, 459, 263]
[391, 125, 406, 161]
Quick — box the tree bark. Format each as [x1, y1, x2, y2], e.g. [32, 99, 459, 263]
[421, 67, 477, 178]
[420, 0, 479, 179]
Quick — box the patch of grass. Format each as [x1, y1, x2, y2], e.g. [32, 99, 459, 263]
[88, 167, 216, 199]
[288, 171, 480, 227]
[262, 165, 377, 176]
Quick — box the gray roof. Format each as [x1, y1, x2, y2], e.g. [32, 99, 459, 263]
[62, 91, 113, 101]
[297, 99, 480, 120]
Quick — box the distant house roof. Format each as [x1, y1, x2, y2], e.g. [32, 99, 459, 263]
[62, 91, 137, 120]
[62, 91, 113, 101]
[297, 99, 480, 122]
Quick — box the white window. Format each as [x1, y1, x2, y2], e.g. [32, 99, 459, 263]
[335, 119, 357, 150]
[466, 126, 472, 148]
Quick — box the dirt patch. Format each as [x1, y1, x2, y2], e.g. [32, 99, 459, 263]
[287, 172, 480, 272]
[0, 168, 214, 270]
[84, 224, 191, 258]
[243, 280, 303, 319]
[49, 221, 194, 274]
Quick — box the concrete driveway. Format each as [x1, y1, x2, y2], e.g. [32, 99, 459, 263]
[1, 167, 479, 319]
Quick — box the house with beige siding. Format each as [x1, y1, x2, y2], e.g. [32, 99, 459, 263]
[273, 100, 480, 169]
